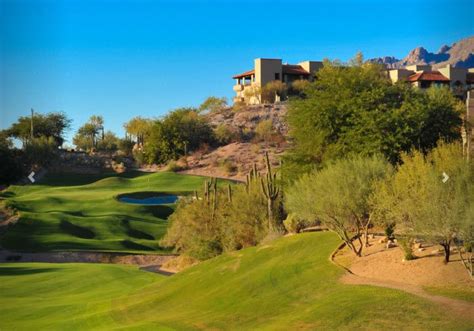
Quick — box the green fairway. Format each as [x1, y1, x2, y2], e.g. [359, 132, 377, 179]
[0, 171, 207, 253]
[1, 232, 471, 330]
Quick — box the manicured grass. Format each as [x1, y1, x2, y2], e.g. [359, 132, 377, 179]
[0, 263, 160, 330]
[1, 232, 472, 330]
[424, 285, 474, 302]
[0, 171, 207, 253]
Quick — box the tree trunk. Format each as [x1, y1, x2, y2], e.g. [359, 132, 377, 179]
[267, 198, 273, 231]
[441, 242, 451, 263]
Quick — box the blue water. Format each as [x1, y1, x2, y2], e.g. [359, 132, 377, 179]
[119, 194, 179, 205]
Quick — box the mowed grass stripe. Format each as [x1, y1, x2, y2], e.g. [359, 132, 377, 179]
[1, 171, 207, 253]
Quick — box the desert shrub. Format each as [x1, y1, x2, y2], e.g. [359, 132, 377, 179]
[214, 124, 237, 145]
[132, 149, 146, 167]
[384, 222, 396, 242]
[199, 96, 228, 113]
[161, 173, 281, 260]
[255, 119, 274, 142]
[232, 101, 246, 112]
[283, 213, 307, 234]
[262, 81, 287, 103]
[399, 237, 416, 261]
[24, 136, 58, 167]
[167, 160, 186, 172]
[219, 159, 237, 175]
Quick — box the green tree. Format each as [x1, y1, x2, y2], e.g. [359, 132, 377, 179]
[372, 143, 473, 263]
[97, 131, 120, 151]
[284, 56, 462, 182]
[262, 80, 287, 103]
[144, 108, 214, 164]
[199, 96, 228, 113]
[286, 155, 392, 256]
[5, 112, 71, 147]
[123, 117, 153, 145]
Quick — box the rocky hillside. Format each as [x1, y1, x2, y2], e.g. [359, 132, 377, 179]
[370, 35, 474, 68]
[180, 104, 289, 181]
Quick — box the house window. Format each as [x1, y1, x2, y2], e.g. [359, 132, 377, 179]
[274, 73, 280, 80]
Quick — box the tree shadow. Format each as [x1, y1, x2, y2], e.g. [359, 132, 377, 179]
[121, 219, 155, 240]
[121, 240, 155, 251]
[0, 266, 57, 276]
[59, 220, 95, 239]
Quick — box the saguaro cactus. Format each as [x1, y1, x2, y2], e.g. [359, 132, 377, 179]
[260, 152, 279, 231]
[227, 184, 232, 203]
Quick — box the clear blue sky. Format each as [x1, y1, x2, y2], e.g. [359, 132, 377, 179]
[1, 0, 473, 145]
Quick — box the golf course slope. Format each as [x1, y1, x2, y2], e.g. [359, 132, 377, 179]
[1, 232, 472, 330]
[0, 171, 206, 253]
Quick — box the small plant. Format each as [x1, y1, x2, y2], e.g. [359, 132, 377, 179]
[167, 160, 184, 172]
[385, 222, 396, 242]
[283, 213, 306, 234]
[219, 159, 237, 175]
[255, 119, 274, 142]
[399, 237, 416, 260]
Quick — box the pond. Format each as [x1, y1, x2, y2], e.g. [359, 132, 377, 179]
[117, 192, 179, 205]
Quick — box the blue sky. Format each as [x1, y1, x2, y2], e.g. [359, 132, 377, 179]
[1, 0, 473, 145]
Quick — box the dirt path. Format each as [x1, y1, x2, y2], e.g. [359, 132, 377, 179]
[341, 273, 474, 321]
[331, 238, 474, 321]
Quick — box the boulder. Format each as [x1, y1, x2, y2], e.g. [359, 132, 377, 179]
[386, 241, 397, 249]
[378, 237, 388, 244]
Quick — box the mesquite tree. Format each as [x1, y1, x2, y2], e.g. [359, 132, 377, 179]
[286, 155, 391, 257]
[373, 143, 473, 264]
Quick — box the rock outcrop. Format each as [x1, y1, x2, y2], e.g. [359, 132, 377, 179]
[369, 35, 474, 69]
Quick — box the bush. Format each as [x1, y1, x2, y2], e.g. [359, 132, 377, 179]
[118, 139, 134, 155]
[399, 237, 416, 261]
[161, 176, 277, 260]
[385, 222, 396, 242]
[283, 213, 307, 234]
[167, 160, 185, 172]
[255, 119, 274, 142]
[24, 136, 58, 167]
[214, 124, 236, 145]
[219, 159, 237, 175]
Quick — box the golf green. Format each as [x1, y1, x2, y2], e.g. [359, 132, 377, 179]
[0, 171, 207, 253]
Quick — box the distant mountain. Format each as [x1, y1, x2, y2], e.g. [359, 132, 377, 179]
[369, 36, 474, 69]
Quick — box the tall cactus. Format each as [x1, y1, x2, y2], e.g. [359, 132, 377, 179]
[260, 152, 279, 231]
[227, 184, 232, 203]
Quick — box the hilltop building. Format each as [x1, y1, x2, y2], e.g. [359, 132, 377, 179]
[232, 58, 322, 104]
[388, 64, 474, 98]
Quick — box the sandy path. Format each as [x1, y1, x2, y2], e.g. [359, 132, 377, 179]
[341, 273, 474, 321]
[331, 238, 474, 321]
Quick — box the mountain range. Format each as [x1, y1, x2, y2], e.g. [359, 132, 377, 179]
[370, 36, 474, 69]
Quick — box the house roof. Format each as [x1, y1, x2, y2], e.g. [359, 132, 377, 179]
[406, 71, 450, 82]
[282, 65, 310, 76]
[233, 69, 255, 79]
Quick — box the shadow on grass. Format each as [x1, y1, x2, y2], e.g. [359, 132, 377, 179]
[0, 191, 15, 198]
[121, 220, 155, 240]
[121, 240, 155, 251]
[144, 205, 175, 219]
[36, 171, 150, 187]
[59, 220, 95, 239]
[0, 266, 57, 276]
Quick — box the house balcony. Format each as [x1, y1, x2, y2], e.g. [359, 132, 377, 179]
[233, 84, 244, 92]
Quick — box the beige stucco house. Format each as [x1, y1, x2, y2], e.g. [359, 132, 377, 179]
[388, 65, 474, 98]
[232, 58, 322, 104]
